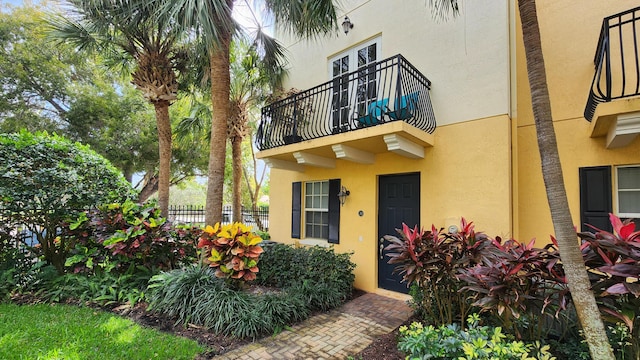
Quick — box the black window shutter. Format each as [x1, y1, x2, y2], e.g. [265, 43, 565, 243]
[579, 166, 612, 232]
[292, 182, 302, 239]
[328, 179, 341, 244]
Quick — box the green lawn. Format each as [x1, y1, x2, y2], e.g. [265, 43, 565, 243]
[0, 303, 204, 360]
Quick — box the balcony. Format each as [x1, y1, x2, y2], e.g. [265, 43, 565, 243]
[585, 6, 640, 148]
[255, 55, 436, 170]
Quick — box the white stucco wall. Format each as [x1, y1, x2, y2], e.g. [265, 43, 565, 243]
[276, 0, 511, 126]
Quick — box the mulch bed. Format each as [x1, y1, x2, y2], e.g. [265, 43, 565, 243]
[354, 329, 404, 359]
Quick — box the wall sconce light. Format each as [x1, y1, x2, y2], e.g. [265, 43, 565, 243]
[337, 186, 350, 206]
[342, 16, 354, 34]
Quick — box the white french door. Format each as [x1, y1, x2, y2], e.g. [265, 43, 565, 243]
[329, 38, 381, 132]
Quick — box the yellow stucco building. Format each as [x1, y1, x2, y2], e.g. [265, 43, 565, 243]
[255, 1, 640, 294]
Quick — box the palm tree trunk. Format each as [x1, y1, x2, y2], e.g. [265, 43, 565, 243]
[154, 101, 172, 217]
[517, 1, 613, 358]
[231, 135, 243, 223]
[205, 34, 232, 225]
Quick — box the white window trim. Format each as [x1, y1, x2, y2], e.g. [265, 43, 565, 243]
[615, 165, 640, 218]
[298, 238, 330, 248]
[327, 37, 382, 80]
[303, 180, 330, 240]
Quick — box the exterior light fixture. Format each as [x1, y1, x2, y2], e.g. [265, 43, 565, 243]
[342, 16, 354, 34]
[337, 186, 350, 206]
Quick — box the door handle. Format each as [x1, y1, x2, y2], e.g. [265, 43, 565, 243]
[379, 238, 385, 259]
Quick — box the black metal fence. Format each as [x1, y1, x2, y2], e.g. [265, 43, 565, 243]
[256, 54, 436, 150]
[585, 6, 640, 121]
[0, 212, 43, 255]
[168, 205, 269, 230]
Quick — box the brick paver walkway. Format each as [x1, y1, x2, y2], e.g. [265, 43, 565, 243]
[214, 293, 412, 360]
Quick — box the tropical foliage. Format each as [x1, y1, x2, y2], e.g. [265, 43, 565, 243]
[197, 222, 264, 286]
[384, 220, 501, 326]
[458, 236, 568, 335]
[153, 0, 337, 224]
[578, 214, 640, 358]
[398, 314, 555, 360]
[148, 244, 356, 339]
[0, 131, 135, 273]
[63, 200, 197, 275]
[388, 215, 640, 359]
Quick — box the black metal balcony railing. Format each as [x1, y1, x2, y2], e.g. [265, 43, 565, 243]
[256, 55, 436, 151]
[585, 6, 640, 121]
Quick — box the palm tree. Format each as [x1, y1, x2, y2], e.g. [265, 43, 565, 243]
[48, 0, 188, 217]
[516, 1, 613, 358]
[173, 39, 280, 226]
[156, 0, 338, 225]
[228, 39, 284, 223]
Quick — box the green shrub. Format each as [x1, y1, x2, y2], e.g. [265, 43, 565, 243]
[0, 269, 16, 301]
[0, 131, 135, 273]
[398, 314, 555, 360]
[257, 243, 356, 309]
[147, 266, 223, 325]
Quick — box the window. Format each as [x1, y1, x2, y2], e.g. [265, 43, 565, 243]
[616, 166, 640, 217]
[304, 181, 329, 239]
[291, 179, 341, 243]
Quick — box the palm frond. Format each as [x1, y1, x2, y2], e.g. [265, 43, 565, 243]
[427, 0, 460, 21]
[156, 0, 235, 51]
[264, 0, 338, 39]
[252, 27, 287, 90]
[45, 13, 100, 52]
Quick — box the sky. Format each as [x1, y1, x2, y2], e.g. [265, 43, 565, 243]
[2, 0, 35, 5]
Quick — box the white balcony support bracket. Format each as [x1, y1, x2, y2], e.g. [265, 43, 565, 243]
[606, 112, 640, 149]
[383, 134, 425, 159]
[263, 158, 305, 172]
[331, 144, 375, 164]
[293, 152, 336, 168]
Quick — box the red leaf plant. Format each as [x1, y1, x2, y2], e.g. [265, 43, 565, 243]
[384, 218, 500, 326]
[385, 217, 568, 337]
[578, 213, 640, 340]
